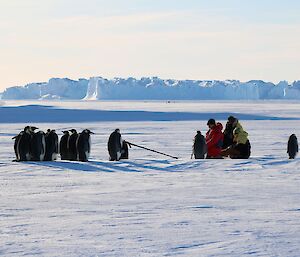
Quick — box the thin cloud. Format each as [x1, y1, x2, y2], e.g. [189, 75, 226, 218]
[48, 11, 180, 29]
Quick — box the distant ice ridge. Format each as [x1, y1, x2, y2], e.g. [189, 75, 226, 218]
[2, 77, 300, 100]
[1, 78, 89, 100]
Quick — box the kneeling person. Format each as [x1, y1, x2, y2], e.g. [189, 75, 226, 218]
[221, 119, 251, 159]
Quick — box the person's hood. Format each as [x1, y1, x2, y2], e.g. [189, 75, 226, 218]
[235, 122, 243, 130]
[214, 122, 223, 132]
[233, 122, 249, 144]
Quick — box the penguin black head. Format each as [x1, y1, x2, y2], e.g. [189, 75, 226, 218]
[115, 128, 120, 133]
[24, 126, 30, 131]
[24, 126, 36, 133]
[62, 130, 69, 134]
[82, 129, 94, 134]
[69, 129, 77, 134]
[30, 126, 39, 131]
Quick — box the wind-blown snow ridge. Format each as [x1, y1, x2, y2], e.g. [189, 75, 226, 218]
[2, 77, 300, 100]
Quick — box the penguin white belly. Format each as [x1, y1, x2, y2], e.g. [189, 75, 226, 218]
[85, 137, 91, 160]
[40, 136, 46, 161]
[117, 151, 121, 160]
[26, 153, 31, 161]
[52, 153, 58, 161]
[85, 151, 90, 160]
[16, 142, 21, 161]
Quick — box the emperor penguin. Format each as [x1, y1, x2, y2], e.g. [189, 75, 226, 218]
[60, 131, 70, 160]
[108, 129, 122, 161]
[120, 140, 129, 159]
[13, 126, 38, 161]
[288, 134, 298, 159]
[192, 131, 207, 159]
[30, 130, 46, 161]
[44, 129, 59, 161]
[76, 129, 94, 162]
[68, 129, 78, 161]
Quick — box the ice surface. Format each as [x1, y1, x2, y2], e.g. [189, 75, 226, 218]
[1, 100, 300, 256]
[2, 77, 300, 100]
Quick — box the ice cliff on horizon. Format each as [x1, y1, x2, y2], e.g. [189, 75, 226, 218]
[2, 77, 300, 100]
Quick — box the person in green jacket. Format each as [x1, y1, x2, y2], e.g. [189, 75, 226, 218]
[221, 118, 251, 159]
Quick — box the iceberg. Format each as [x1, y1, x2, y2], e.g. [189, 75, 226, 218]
[1, 76, 300, 100]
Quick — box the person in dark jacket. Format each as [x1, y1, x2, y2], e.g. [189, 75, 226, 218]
[222, 116, 236, 149]
[206, 119, 224, 159]
[287, 134, 298, 159]
[192, 131, 207, 159]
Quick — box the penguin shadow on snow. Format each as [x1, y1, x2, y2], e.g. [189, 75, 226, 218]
[113, 160, 168, 172]
[89, 160, 167, 172]
[28, 161, 101, 172]
[165, 159, 211, 172]
[28, 160, 159, 173]
[255, 155, 296, 166]
[26, 158, 186, 173]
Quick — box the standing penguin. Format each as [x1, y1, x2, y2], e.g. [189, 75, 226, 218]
[60, 131, 70, 160]
[120, 140, 130, 159]
[68, 129, 78, 161]
[13, 133, 22, 161]
[287, 134, 298, 159]
[13, 126, 37, 161]
[30, 130, 46, 161]
[192, 131, 207, 159]
[76, 129, 94, 162]
[108, 129, 122, 161]
[44, 129, 59, 161]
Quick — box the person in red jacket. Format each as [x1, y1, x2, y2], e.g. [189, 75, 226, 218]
[206, 119, 224, 158]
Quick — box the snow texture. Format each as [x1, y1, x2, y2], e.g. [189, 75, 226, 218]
[1, 100, 300, 256]
[2, 77, 300, 100]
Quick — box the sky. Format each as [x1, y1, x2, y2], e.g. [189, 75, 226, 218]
[0, 0, 300, 90]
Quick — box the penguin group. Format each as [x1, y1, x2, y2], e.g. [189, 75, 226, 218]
[13, 126, 58, 162]
[13, 127, 94, 162]
[60, 129, 94, 162]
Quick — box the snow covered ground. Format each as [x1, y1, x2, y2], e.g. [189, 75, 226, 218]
[1, 100, 300, 256]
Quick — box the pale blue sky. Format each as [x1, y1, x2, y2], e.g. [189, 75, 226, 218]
[0, 0, 300, 89]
